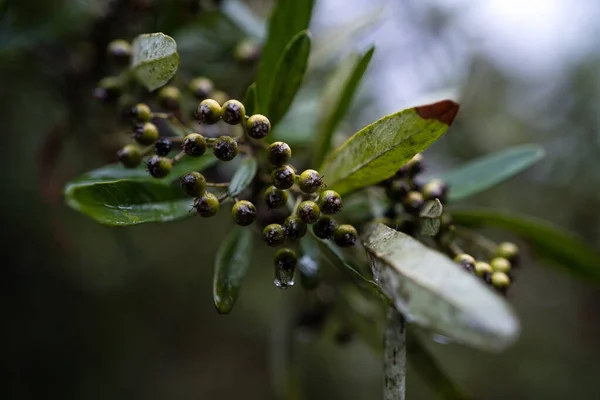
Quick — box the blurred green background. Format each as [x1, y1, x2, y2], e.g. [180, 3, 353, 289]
[3, 0, 600, 399]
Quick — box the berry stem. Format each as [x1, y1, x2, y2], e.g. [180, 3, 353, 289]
[140, 145, 155, 157]
[217, 192, 229, 203]
[152, 112, 193, 137]
[455, 227, 498, 255]
[172, 150, 187, 164]
[206, 182, 229, 188]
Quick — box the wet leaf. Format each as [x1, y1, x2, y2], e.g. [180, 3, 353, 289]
[441, 144, 545, 202]
[313, 46, 375, 166]
[244, 82, 258, 116]
[362, 223, 519, 351]
[320, 100, 459, 196]
[213, 227, 254, 314]
[131, 33, 180, 91]
[256, 0, 314, 110]
[266, 31, 311, 127]
[228, 156, 258, 196]
[452, 208, 600, 282]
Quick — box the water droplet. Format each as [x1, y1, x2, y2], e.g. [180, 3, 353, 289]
[431, 333, 452, 345]
[274, 265, 295, 289]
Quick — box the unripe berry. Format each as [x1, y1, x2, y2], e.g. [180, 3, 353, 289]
[117, 144, 142, 168]
[297, 201, 321, 224]
[234, 38, 261, 62]
[131, 103, 151, 122]
[496, 242, 519, 262]
[454, 253, 475, 273]
[94, 76, 121, 101]
[133, 122, 159, 145]
[334, 224, 358, 247]
[264, 186, 288, 209]
[284, 216, 307, 240]
[406, 153, 424, 177]
[231, 200, 257, 226]
[182, 133, 207, 157]
[180, 172, 206, 197]
[491, 271, 510, 289]
[194, 192, 220, 217]
[157, 85, 181, 110]
[188, 77, 214, 100]
[273, 248, 297, 289]
[490, 257, 512, 274]
[474, 261, 493, 277]
[263, 224, 286, 247]
[246, 114, 271, 139]
[196, 99, 222, 124]
[267, 141, 292, 166]
[213, 136, 238, 161]
[271, 165, 295, 189]
[422, 179, 449, 203]
[146, 156, 172, 178]
[221, 100, 246, 125]
[318, 190, 343, 215]
[298, 169, 323, 194]
[402, 191, 424, 215]
[107, 39, 131, 64]
[211, 90, 229, 105]
[154, 137, 172, 156]
[312, 216, 337, 239]
[385, 179, 410, 201]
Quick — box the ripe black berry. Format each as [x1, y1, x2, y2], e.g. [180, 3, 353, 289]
[196, 99, 222, 124]
[180, 172, 206, 197]
[131, 103, 151, 122]
[221, 100, 246, 125]
[213, 136, 238, 161]
[157, 86, 181, 110]
[117, 144, 142, 168]
[188, 77, 214, 100]
[271, 165, 295, 189]
[312, 216, 337, 239]
[402, 191, 424, 215]
[406, 153, 424, 177]
[274, 248, 297, 289]
[333, 224, 357, 247]
[182, 133, 207, 157]
[284, 216, 307, 240]
[231, 200, 257, 226]
[263, 224, 286, 247]
[264, 186, 288, 209]
[297, 201, 321, 224]
[146, 156, 172, 178]
[267, 141, 292, 166]
[318, 190, 343, 215]
[154, 137, 172, 156]
[194, 192, 220, 217]
[246, 114, 271, 139]
[298, 169, 323, 194]
[133, 122, 159, 145]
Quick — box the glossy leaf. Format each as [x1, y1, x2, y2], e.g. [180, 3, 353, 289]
[320, 100, 459, 196]
[451, 208, 600, 282]
[65, 180, 193, 226]
[213, 227, 254, 314]
[441, 144, 546, 202]
[266, 31, 311, 127]
[131, 33, 180, 91]
[362, 223, 519, 351]
[228, 156, 258, 196]
[256, 0, 314, 111]
[313, 46, 375, 166]
[243, 82, 258, 116]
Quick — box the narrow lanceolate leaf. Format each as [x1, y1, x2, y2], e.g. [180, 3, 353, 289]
[256, 0, 315, 111]
[228, 156, 258, 196]
[452, 208, 600, 282]
[65, 181, 193, 226]
[244, 82, 258, 116]
[313, 46, 375, 166]
[213, 227, 254, 314]
[362, 223, 519, 351]
[131, 33, 180, 91]
[384, 308, 406, 400]
[298, 237, 320, 288]
[266, 31, 311, 127]
[441, 144, 546, 202]
[320, 100, 460, 196]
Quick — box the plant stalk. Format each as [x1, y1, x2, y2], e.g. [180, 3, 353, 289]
[384, 307, 406, 400]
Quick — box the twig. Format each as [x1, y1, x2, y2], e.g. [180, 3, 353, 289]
[384, 308, 406, 400]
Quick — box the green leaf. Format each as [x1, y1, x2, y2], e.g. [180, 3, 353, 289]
[243, 82, 258, 116]
[65, 180, 193, 226]
[420, 199, 443, 219]
[256, 0, 315, 111]
[441, 144, 546, 202]
[313, 47, 375, 166]
[213, 227, 254, 314]
[266, 31, 311, 127]
[419, 219, 441, 237]
[131, 33, 180, 91]
[362, 223, 519, 351]
[320, 100, 460, 196]
[451, 208, 600, 282]
[228, 156, 258, 197]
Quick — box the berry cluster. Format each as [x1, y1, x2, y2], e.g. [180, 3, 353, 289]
[454, 242, 519, 293]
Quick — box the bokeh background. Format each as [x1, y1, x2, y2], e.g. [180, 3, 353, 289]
[3, 0, 600, 399]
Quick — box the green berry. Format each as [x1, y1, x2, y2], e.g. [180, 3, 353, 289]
[180, 172, 206, 197]
[474, 261, 493, 277]
[271, 165, 295, 189]
[231, 200, 257, 226]
[133, 122, 159, 145]
[317, 190, 343, 215]
[312, 216, 337, 239]
[402, 191, 424, 215]
[422, 179, 448, 202]
[334, 224, 358, 247]
[146, 156, 172, 178]
[196, 99, 222, 124]
[263, 224, 286, 247]
[157, 86, 181, 110]
[213, 136, 238, 161]
[107, 39, 131, 64]
[182, 133, 207, 157]
[297, 169, 323, 194]
[234, 38, 261, 62]
[94, 76, 121, 101]
[212, 90, 229, 105]
[117, 144, 142, 168]
[273, 248, 297, 289]
[297, 201, 321, 224]
[491, 271, 510, 289]
[496, 242, 519, 262]
[221, 100, 246, 125]
[154, 137, 172, 156]
[246, 114, 271, 139]
[194, 192, 220, 217]
[131, 103, 151, 122]
[264, 186, 288, 209]
[454, 253, 475, 273]
[385, 179, 410, 201]
[267, 141, 292, 166]
[284, 216, 307, 240]
[406, 153, 424, 177]
[188, 77, 214, 100]
[490, 257, 511, 274]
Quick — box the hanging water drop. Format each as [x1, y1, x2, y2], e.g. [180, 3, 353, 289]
[273, 248, 297, 289]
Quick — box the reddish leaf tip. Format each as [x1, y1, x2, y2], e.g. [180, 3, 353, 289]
[415, 100, 460, 126]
